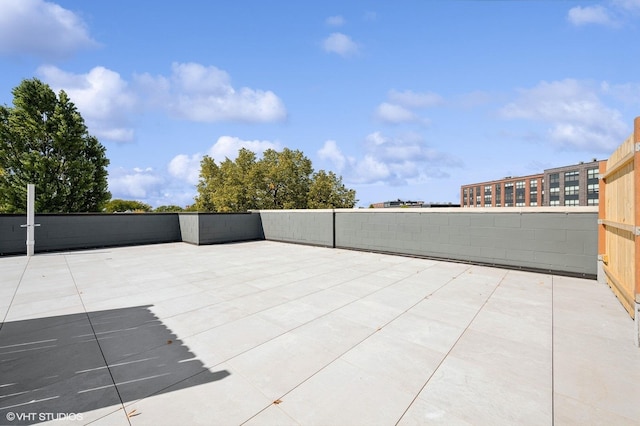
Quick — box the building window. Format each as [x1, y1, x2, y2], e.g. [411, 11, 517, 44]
[565, 170, 579, 182]
[587, 183, 599, 194]
[565, 185, 579, 196]
[530, 179, 538, 188]
[515, 181, 525, 204]
[549, 187, 560, 195]
[588, 198, 599, 206]
[565, 199, 579, 206]
[587, 168, 598, 180]
[484, 185, 492, 195]
[504, 182, 513, 207]
[530, 201, 538, 207]
[550, 200, 560, 206]
[484, 195, 492, 204]
[549, 173, 560, 185]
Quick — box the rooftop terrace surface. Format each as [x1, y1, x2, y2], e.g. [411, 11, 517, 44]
[0, 241, 638, 426]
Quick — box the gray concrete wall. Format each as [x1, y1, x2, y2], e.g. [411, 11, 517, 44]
[0, 215, 28, 255]
[1, 208, 599, 277]
[0, 213, 180, 255]
[196, 212, 263, 244]
[178, 214, 200, 245]
[335, 207, 598, 277]
[259, 210, 334, 247]
[0, 212, 264, 254]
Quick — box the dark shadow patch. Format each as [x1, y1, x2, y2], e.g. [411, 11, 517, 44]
[0, 306, 229, 425]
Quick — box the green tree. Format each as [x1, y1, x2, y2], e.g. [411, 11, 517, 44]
[154, 205, 184, 212]
[195, 147, 355, 212]
[307, 170, 357, 208]
[195, 156, 221, 211]
[104, 199, 152, 212]
[195, 149, 259, 212]
[257, 148, 312, 209]
[0, 79, 110, 213]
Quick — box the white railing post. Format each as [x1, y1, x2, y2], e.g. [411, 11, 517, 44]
[20, 184, 40, 256]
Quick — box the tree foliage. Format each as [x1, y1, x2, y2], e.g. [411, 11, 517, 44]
[154, 205, 184, 212]
[0, 79, 110, 213]
[195, 148, 356, 211]
[307, 170, 356, 209]
[104, 199, 152, 213]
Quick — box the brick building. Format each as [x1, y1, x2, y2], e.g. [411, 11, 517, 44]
[460, 160, 604, 207]
[543, 160, 602, 207]
[461, 174, 544, 208]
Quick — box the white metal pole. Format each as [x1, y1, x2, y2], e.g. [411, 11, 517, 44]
[26, 184, 35, 257]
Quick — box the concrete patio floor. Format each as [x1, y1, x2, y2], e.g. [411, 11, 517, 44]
[1, 241, 638, 426]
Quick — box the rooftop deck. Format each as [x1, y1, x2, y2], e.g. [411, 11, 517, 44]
[1, 241, 638, 425]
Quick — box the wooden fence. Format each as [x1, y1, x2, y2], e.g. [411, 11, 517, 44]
[598, 116, 640, 344]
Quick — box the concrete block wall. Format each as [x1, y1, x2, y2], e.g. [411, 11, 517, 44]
[0, 208, 598, 277]
[0, 213, 265, 255]
[195, 212, 263, 244]
[259, 210, 334, 247]
[0, 214, 181, 255]
[178, 214, 200, 245]
[334, 207, 598, 277]
[0, 215, 29, 255]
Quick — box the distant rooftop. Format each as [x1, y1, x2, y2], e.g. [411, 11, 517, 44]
[371, 200, 459, 208]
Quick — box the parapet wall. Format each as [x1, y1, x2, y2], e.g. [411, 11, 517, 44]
[0, 212, 262, 255]
[334, 208, 597, 277]
[259, 210, 334, 247]
[0, 213, 181, 255]
[180, 212, 263, 245]
[0, 208, 598, 277]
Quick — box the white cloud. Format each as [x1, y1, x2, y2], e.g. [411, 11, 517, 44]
[318, 140, 347, 171]
[136, 62, 287, 123]
[108, 167, 164, 200]
[612, 0, 640, 11]
[0, 0, 97, 59]
[168, 154, 202, 185]
[319, 132, 462, 185]
[374, 90, 442, 125]
[133, 167, 153, 173]
[375, 103, 420, 124]
[454, 91, 493, 108]
[500, 79, 629, 151]
[326, 15, 345, 26]
[388, 90, 443, 108]
[568, 5, 616, 26]
[38, 65, 137, 142]
[322, 32, 359, 57]
[36, 61, 287, 141]
[567, 0, 640, 27]
[354, 155, 390, 183]
[208, 135, 280, 161]
[600, 81, 640, 104]
[168, 136, 281, 185]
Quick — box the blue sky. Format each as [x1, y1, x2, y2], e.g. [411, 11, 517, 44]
[1, 0, 639, 208]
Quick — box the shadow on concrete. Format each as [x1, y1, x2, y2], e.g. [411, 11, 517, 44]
[0, 305, 229, 425]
